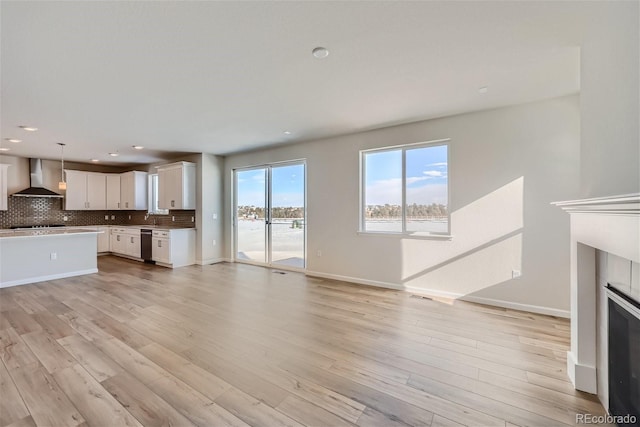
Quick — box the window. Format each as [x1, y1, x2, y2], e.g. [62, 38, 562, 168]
[148, 174, 169, 215]
[361, 140, 449, 236]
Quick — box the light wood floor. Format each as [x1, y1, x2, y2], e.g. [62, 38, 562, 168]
[0, 256, 605, 427]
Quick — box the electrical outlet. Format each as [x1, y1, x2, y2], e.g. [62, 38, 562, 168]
[191, 216, 194, 222]
[317, 250, 322, 257]
[111, 215, 115, 220]
[128, 215, 131, 220]
[512, 270, 521, 278]
[63, 216, 68, 221]
[172, 216, 175, 221]
[105, 215, 108, 220]
[50, 252, 57, 260]
[213, 213, 218, 220]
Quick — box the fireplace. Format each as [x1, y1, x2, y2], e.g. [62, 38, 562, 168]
[553, 193, 639, 403]
[607, 285, 640, 424]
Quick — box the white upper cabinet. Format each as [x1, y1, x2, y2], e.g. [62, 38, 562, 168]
[106, 174, 121, 210]
[0, 164, 10, 211]
[87, 173, 107, 210]
[64, 170, 87, 210]
[65, 170, 106, 210]
[157, 162, 196, 210]
[120, 171, 148, 210]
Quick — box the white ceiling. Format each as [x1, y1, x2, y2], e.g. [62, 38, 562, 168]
[1, 1, 589, 165]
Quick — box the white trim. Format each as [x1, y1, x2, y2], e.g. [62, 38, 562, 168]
[306, 270, 405, 291]
[567, 350, 598, 393]
[0, 268, 98, 288]
[356, 231, 454, 240]
[552, 193, 640, 215]
[460, 294, 571, 318]
[305, 270, 569, 317]
[197, 257, 230, 265]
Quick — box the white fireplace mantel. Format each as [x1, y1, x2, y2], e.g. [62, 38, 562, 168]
[552, 193, 640, 394]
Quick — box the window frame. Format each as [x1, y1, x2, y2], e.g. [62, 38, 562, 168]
[359, 138, 452, 239]
[148, 174, 169, 215]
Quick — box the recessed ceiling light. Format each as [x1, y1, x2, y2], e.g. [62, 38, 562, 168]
[312, 47, 329, 59]
[5, 138, 21, 143]
[0, 147, 10, 151]
[19, 126, 38, 131]
[283, 131, 292, 135]
[132, 145, 144, 150]
[108, 152, 119, 157]
[478, 86, 489, 94]
[90, 159, 100, 162]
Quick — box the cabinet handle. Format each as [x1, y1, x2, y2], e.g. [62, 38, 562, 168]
[171, 200, 175, 207]
[126, 202, 129, 208]
[117, 235, 120, 241]
[87, 202, 90, 209]
[130, 237, 134, 244]
[117, 202, 120, 208]
[158, 240, 162, 248]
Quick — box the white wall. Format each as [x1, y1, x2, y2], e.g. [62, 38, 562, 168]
[580, 1, 639, 197]
[224, 95, 580, 315]
[197, 153, 225, 264]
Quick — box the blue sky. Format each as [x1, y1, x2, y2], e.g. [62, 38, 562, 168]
[365, 144, 448, 206]
[236, 164, 305, 207]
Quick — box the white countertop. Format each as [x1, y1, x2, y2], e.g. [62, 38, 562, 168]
[0, 228, 102, 240]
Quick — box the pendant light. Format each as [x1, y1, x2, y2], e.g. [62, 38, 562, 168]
[57, 143, 67, 190]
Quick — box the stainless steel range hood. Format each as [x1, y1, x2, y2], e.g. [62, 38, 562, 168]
[11, 158, 63, 198]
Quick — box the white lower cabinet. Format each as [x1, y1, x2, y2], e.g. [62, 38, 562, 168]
[152, 229, 195, 268]
[125, 231, 141, 258]
[110, 228, 127, 255]
[110, 227, 140, 258]
[104, 226, 194, 267]
[97, 226, 110, 253]
[152, 233, 171, 264]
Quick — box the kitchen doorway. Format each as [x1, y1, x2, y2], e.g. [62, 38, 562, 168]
[234, 161, 306, 270]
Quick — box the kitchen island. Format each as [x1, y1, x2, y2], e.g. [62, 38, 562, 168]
[0, 228, 101, 288]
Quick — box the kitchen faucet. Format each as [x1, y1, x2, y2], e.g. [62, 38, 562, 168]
[145, 213, 157, 225]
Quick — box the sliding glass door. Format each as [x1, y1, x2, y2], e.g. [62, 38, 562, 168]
[234, 162, 305, 269]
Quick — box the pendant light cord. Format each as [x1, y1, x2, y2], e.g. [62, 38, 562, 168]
[58, 143, 66, 184]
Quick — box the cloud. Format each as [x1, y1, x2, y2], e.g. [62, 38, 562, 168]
[423, 170, 443, 177]
[428, 162, 448, 167]
[406, 176, 428, 184]
[366, 178, 447, 205]
[407, 184, 448, 205]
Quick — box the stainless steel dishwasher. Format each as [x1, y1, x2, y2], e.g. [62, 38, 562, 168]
[141, 229, 154, 263]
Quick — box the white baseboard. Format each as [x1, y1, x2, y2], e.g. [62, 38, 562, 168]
[305, 270, 570, 318]
[305, 270, 405, 291]
[0, 268, 99, 288]
[197, 258, 231, 265]
[460, 295, 571, 318]
[567, 351, 597, 393]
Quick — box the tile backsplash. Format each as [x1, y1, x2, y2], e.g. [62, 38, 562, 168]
[0, 197, 195, 229]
